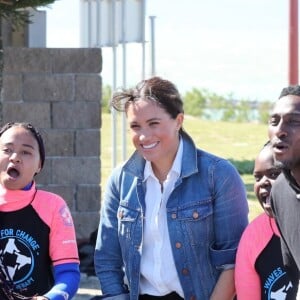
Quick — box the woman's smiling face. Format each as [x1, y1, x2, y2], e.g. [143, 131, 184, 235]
[0, 126, 41, 190]
[127, 98, 183, 168]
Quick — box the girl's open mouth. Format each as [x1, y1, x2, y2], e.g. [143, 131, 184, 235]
[7, 167, 20, 178]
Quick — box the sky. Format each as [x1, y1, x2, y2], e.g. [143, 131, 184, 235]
[43, 0, 292, 102]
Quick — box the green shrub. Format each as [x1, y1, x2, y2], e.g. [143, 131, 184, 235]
[228, 159, 254, 175]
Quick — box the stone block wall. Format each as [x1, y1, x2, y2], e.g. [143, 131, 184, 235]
[1, 47, 102, 241]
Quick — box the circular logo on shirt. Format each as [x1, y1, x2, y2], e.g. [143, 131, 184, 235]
[0, 228, 40, 291]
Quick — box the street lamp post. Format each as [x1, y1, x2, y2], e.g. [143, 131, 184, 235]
[149, 15, 156, 76]
[289, 0, 298, 85]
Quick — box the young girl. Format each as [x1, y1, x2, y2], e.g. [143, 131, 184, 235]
[235, 142, 298, 299]
[0, 122, 80, 300]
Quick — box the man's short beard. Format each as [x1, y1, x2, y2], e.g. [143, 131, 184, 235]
[274, 158, 300, 171]
[274, 159, 284, 168]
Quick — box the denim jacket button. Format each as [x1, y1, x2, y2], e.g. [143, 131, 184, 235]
[118, 211, 124, 219]
[175, 242, 182, 249]
[171, 213, 177, 219]
[190, 296, 196, 300]
[182, 268, 189, 275]
[192, 211, 199, 219]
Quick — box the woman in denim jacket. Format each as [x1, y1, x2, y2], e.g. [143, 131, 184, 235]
[94, 76, 249, 300]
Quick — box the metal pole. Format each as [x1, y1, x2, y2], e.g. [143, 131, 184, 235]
[149, 16, 156, 76]
[141, 0, 146, 79]
[111, 0, 118, 168]
[96, 0, 100, 46]
[289, 0, 298, 84]
[121, 0, 127, 161]
[87, 0, 92, 46]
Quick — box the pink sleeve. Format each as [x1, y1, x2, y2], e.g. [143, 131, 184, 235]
[235, 213, 272, 299]
[32, 190, 79, 265]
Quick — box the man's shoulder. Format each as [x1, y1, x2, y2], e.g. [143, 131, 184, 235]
[271, 172, 300, 211]
[272, 172, 287, 190]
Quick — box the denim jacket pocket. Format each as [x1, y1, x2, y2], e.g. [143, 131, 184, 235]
[172, 199, 213, 245]
[117, 206, 140, 268]
[117, 206, 139, 240]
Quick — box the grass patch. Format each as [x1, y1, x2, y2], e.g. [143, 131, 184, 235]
[101, 113, 267, 221]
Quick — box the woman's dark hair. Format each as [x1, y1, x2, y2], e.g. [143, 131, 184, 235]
[110, 76, 184, 119]
[0, 122, 45, 169]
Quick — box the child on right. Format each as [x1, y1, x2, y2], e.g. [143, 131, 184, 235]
[235, 142, 298, 299]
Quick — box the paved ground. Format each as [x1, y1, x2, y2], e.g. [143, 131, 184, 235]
[73, 273, 102, 300]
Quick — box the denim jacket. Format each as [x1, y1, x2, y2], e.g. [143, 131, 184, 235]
[94, 131, 249, 300]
